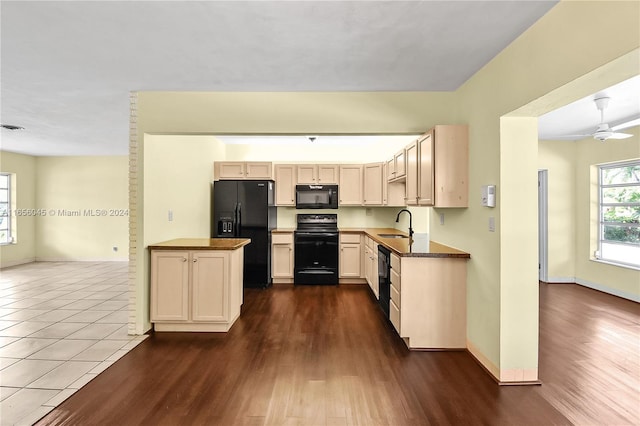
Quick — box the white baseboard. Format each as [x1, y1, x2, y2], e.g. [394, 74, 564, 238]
[544, 276, 639, 302]
[0, 258, 36, 269]
[34, 257, 129, 262]
[545, 276, 576, 283]
[575, 278, 640, 303]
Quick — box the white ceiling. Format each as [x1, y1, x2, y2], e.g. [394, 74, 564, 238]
[2, 0, 604, 157]
[538, 75, 640, 141]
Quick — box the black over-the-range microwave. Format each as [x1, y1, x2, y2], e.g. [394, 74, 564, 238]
[295, 184, 339, 209]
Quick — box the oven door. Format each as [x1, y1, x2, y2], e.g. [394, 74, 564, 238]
[294, 231, 339, 284]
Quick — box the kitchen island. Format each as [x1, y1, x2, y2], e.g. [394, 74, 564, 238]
[148, 238, 250, 332]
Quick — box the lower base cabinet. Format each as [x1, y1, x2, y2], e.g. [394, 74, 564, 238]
[150, 249, 244, 332]
[397, 256, 467, 349]
[272, 232, 294, 284]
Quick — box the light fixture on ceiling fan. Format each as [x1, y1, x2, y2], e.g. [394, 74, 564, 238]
[551, 96, 636, 142]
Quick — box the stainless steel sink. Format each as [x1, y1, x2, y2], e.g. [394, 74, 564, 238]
[377, 234, 409, 239]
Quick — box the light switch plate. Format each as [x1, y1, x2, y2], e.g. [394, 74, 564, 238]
[440, 213, 445, 225]
[489, 216, 495, 232]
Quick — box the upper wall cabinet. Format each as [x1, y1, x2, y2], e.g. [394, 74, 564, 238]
[407, 125, 468, 208]
[363, 163, 384, 205]
[274, 164, 296, 206]
[214, 162, 273, 180]
[339, 165, 363, 205]
[387, 149, 407, 182]
[297, 164, 339, 184]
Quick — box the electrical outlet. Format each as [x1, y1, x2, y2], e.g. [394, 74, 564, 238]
[489, 217, 495, 232]
[440, 213, 445, 225]
[366, 208, 372, 217]
[168, 210, 173, 222]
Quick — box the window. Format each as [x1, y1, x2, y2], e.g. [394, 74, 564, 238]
[597, 160, 640, 268]
[0, 173, 11, 244]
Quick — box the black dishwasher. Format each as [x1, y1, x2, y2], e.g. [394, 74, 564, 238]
[378, 245, 391, 318]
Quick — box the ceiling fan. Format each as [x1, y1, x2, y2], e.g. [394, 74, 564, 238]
[554, 96, 636, 142]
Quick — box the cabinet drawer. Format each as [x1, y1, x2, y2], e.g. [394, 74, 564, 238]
[272, 233, 293, 244]
[390, 300, 400, 333]
[390, 284, 400, 308]
[340, 233, 361, 244]
[391, 253, 401, 273]
[390, 268, 400, 292]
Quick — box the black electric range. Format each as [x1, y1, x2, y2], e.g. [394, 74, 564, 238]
[294, 214, 339, 285]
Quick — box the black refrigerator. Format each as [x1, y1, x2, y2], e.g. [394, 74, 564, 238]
[212, 180, 277, 288]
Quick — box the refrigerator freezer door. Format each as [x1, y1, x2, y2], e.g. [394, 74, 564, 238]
[213, 181, 238, 237]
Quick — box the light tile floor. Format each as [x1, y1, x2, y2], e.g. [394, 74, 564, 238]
[0, 262, 147, 426]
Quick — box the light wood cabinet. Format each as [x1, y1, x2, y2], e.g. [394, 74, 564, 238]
[272, 233, 294, 283]
[297, 164, 339, 184]
[339, 233, 362, 278]
[405, 141, 418, 205]
[387, 149, 406, 183]
[394, 149, 406, 180]
[417, 132, 434, 206]
[214, 162, 273, 180]
[396, 256, 467, 349]
[412, 125, 468, 207]
[339, 165, 363, 205]
[150, 251, 189, 322]
[274, 164, 296, 206]
[386, 158, 396, 182]
[150, 248, 244, 332]
[384, 162, 406, 207]
[389, 254, 401, 333]
[363, 163, 384, 205]
[363, 237, 379, 298]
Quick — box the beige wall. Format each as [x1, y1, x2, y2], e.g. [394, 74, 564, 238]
[35, 156, 129, 260]
[437, 1, 639, 379]
[538, 140, 577, 281]
[143, 135, 226, 247]
[539, 129, 640, 302]
[0, 151, 37, 267]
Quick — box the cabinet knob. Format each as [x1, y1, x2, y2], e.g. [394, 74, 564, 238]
[182, 258, 187, 262]
[193, 259, 197, 263]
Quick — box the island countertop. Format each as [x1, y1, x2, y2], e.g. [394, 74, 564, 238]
[148, 238, 251, 251]
[339, 228, 470, 259]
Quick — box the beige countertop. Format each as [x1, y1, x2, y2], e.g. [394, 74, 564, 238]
[273, 228, 470, 258]
[148, 238, 251, 251]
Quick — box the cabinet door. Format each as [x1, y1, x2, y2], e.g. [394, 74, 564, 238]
[192, 251, 228, 322]
[150, 251, 189, 322]
[433, 125, 469, 208]
[317, 165, 339, 183]
[218, 162, 246, 179]
[405, 141, 418, 206]
[386, 158, 396, 182]
[339, 165, 363, 205]
[363, 163, 383, 205]
[272, 243, 294, 278]
[372, 244, 379, 298]
[275, 164, 296, 206]
[417, 132, 434, 206]
[339, 243, 362, 278]
[395, 149, 406, 179]
[246, 162, 273, 179]
[297, 165, 317, 184]
[363, 246, 372, 285]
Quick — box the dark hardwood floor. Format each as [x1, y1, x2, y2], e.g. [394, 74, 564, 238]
[37, 283, 639, 425]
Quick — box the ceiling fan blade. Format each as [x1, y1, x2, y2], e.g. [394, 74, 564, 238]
[611, 117, 640, 131]
[607, 132, 633, 140]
